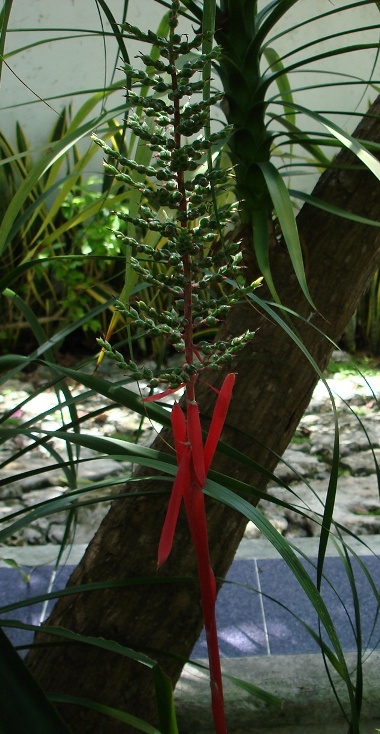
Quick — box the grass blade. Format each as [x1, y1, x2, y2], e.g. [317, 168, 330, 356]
[289, 189, 380, 227]
[49, 695, 162, 734]
[0, 0, 13, 83]
[281, 102, 380, 181]
[258, 160, 316, 308]
[0, 627, 72, 734]
[2, 620, 178, 734]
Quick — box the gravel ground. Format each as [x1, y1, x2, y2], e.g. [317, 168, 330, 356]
[1, 354, 380, 545]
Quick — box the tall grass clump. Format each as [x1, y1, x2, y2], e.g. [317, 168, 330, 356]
[94, 3, 262, 728]
[0, 1, 380, 733]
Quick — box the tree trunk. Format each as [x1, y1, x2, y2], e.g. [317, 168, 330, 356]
[25, 98, 380, 732]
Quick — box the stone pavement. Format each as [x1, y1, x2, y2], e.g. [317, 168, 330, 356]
[1, 537, 379, 733]
[0, 354, 380, 545]
[1, 354, 380, 732]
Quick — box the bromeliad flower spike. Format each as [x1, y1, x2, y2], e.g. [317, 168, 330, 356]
[93, 3, 259, 731]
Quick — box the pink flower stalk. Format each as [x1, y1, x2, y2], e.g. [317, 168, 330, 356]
[154, 373, 235, 734]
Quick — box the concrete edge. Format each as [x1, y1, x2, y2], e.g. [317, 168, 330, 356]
[0, 543, 88, 567]
[1, 540, 379, 732]
[1, 535, 379, 567]
[236, 534, 380, 560]
[175, 652, 380, 733]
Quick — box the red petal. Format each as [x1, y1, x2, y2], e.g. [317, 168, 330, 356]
[170, 401, 187, 464]
[183, 468, 225, 730]
[187, 401, 206, 487]
[204, 373, 235, 474]
[157, 447, 191, 568]
[142, 384, 185, 402]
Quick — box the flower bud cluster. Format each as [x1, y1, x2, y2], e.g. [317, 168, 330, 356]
[94, 1, 257, 389]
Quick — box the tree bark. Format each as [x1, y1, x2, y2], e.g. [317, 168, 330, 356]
[25, 98, 380, 733]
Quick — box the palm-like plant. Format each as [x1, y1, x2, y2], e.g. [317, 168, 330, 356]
[1, 2, 380, 734]
[182, 0, 380, 304]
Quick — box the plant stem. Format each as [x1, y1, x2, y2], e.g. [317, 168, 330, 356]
[169, 16, 227, 729]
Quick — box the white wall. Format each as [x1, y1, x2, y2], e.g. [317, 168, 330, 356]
[1, 1, 164, 166]
[1, 0, 379, 192]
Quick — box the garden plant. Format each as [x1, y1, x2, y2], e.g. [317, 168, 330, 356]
[0, 1, 380, 733]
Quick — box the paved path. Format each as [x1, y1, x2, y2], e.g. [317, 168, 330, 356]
[1, 537, 379, 732]
[2, 356, 380, 544]
[1, 352, 380, 732]
[4, 537, 379, 659]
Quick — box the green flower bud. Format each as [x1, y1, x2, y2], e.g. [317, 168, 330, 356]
[174, 340, 185, 352]
[163, 223, 177, 236]
[168, 16, 179, 29]
[148, 327, 161, 338]
[169, 254, 181, 265]
[156, 115, 171, 127]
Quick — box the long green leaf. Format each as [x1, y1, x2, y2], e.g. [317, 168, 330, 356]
[257, 160, 316, 308]
[0, 573, 193, 617]
[251, 207, 281, 304]
[0, 627, 72, 734]
[267, 112, 331, 168]
[268, 28, 380, 76]
[263, 46, 295, 128]
[0, 0, 13, 83]
[223, 672, 283, 709]
[49, 695, 163, 734]
[0, 433, 176, 543]
[277, 101, 380, 181]
[0, 104, 125, 253]
[290, 189, 380, 227]
[2, 289, 81, 477]
[95, 0, 130, 65]
[35, 363, 173, 427]
[2, 620, 178, 734]
[203, 480, 359, 724]
[254, 0, 299, 49]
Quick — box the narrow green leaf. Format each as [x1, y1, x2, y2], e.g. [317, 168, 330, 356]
[34, 363, 173, 428]
[95, 0, 130, 65]
[251, 207, 282, 305]
[263, 47, 295, 128]
[1, 289, 80, 475]
[0, 573, 190, 617]
[3, 620, 177, 734]
[0, 0, 13, 83]
[282, 102, 380, 181]
[254, 0, 299, 49]
[154, 668, 179, 734]
[203, 480, 357, 721]
[0, 627, 72, 734]
[267, 111, 331, 168]
[0, 104, 125, 253]
[202, 0, 216, 108]
[224, 673, 283, 709]
[290, 189, 380, 227]
[1, 620, 159, 669]
[271, 35, 380, 87]
[257, 160, 316, 308]
[317, 408, 339, 589]
[323, 121, 380, 180]
[49, 695, 162, 734]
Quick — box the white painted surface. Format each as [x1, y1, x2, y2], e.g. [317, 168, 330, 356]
[1, 1, 379, 192]
[1, 1, 166, 156]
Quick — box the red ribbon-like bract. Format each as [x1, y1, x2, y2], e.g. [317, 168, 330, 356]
[155, 373, 236, 734]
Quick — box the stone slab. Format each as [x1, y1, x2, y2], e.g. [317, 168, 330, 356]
[175, 653, 380, 733]
[1, 538, 379, 731]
